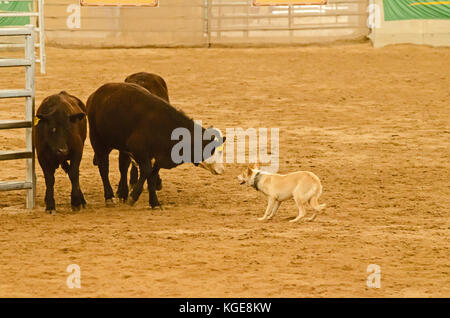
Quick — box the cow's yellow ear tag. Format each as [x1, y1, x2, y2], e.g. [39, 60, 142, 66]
[217, 144, 224, 152]
[34, 116, 40, 126]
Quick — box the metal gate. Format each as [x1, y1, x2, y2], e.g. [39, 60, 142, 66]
[0, 0, 46, 74]
[42, 0, 369, 47]
[0, 25, 36, 209]
[206, 0, 369, 45]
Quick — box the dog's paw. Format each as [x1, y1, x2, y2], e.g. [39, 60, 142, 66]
[258, 217, 266, 221]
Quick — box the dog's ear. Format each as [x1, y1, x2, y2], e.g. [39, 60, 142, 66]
[247, 166, 253, 174]
[249, 163, 257, 170]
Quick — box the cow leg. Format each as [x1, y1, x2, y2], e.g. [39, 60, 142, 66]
[96, 151, 115, 205]
[130, 164, 138, 189]
[68, 156, 86, 211]
[131, 164, 160, 191]
[130, 165, 160, 192]
[43, 166, 56, 213]
[155, 172, 162, 191]
[128, 159, 152, 206]
[117, 151, 131, 202]
[147, 164, 161, 209]
[144, 160, 162, 192]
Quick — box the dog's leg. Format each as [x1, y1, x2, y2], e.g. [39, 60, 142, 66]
[291, 193, 307, 223]
[258, 198, 275, 221]
[267, 200, 281, 220]
[305, 213, 317, 222]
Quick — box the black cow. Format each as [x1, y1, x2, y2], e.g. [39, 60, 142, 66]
[124, 72, 169, 192]
[125, 72, 169, 103]
[34, 91, 87, 213]
[86, 83, 225, 208]
[93, 72, 168, 194]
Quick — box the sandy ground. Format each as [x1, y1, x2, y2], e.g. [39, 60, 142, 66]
[0, 43, 449, 298]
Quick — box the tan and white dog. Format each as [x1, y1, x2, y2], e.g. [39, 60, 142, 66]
[238, 164, 326, 222]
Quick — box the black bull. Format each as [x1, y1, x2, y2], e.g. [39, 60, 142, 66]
[93, 72, 168, 193]
[34, 91, 87, 212]
[86, 82, 225, 208]
[124, 72, 169, 191]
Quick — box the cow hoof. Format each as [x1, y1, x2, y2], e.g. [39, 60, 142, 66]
[72, 205, 81, 212]
[127, 198, 137, 206]
[105, 199, 115, 207]
[119, 198, 127, 203]
[152, 205, 163, 211]
[47, 210, 56, 215]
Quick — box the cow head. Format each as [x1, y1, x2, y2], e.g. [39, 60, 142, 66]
[36, 93, 86, 158]
[198, 127, 226, 175]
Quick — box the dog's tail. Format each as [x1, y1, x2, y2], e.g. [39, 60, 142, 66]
[309, 184, 326, 211]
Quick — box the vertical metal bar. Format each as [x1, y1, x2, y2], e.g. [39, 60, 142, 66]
[288, 5, 293, 43]
[204, 0, 209, 47]
[245, 0, 249, 39]
[207, 0, 213, 47]
[217, 0, 221, 41]
[25, 25, 36, 209]
[335, 3, 338, 25]
[368, 0, 374, 37]
[38, 0, 46, 74]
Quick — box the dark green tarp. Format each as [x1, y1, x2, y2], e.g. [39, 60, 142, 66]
[0, 1, 32, 26]
[383, 0, 450, 20]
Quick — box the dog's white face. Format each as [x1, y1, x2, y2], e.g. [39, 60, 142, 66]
[237, 164, 257, 186]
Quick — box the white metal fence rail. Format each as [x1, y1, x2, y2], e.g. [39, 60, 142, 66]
[207, 0, 368, 45]
[0, 0, 46, 74]
[42, 0, 368, 47]
[0, 25, 36, 209]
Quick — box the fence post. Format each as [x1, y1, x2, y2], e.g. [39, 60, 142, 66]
[204, 0, 209, 47]
[37, 0, 46, 74]
[288, 5, 293, 43]
[25, 24, 36, 209]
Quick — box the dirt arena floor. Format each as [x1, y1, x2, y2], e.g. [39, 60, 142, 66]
[0, 43, 449, 298]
